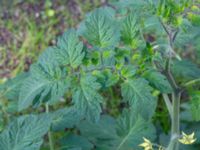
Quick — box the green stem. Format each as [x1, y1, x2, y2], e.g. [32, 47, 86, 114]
[183, 78, 200, 87]
[100, 51, 104, 66]
[167, 92, 181, 150]
[162, 94, 173, 118]
[2, 107, 10, 125]
[165, 58, 181, 150]
[159, 19, 181, 149]
[45, 104, 54, 150]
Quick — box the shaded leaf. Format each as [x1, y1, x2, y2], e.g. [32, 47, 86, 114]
[190, 91, 200, 121]
[51, 107, 83, 131]
[59, 134, 93, 150]
[78, 109, 155, 150]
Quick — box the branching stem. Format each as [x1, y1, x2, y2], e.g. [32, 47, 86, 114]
[159, 18, 181, 150]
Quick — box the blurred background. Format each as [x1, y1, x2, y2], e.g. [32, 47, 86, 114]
[0, 0, 107, 82]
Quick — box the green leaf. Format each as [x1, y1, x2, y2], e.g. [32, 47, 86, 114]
[115, 109, 156, 150]
[38, 47, 59, 67]
[59, 134, 93, 150]
[72, 75, 103, 122]
[121, 78, 157, 119]
[78, 109, 155, 150]
[80, 7, 119, 49]
[121, 65, 137, 78]
[0, 73, 28, 100]
[120, 13, 140, 48]
[172, 60, 200, 81]
[18, 64, 70, 111]
[0, 114, 51, 150]
[190, 91, 200, 121]
[93, 69, 119, 89]
[51, 107, 83, 131]
[55, 29, 85, 68]
[143, 70, 173, 93]
[77, 115, 118, 149]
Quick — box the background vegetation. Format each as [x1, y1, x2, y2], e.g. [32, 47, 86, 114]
[0, 0, 106, 81]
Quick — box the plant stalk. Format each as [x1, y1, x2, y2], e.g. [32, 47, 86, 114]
[167, 92, 181, 150]
[162, 94, 172, 118]
[159, 18, 181, 149]
[165, 57, 181, 150]
[45, 104, 54, 150]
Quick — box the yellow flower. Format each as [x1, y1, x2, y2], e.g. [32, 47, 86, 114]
[139, 137, 153, 150]
[178, 132, 197, 145]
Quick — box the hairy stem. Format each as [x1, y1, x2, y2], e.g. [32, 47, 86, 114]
[45, 104, 54, 150]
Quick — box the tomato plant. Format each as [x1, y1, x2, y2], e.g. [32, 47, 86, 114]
[0, 0, 200, 150]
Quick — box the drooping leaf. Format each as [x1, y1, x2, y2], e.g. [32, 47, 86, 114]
[55, 29, 85, 68]
[72, 75, 103, 122]
[121, 78, 157, 120]
[0, 114, 51, 150]
[59, 134, 93, 150]
[18, 64, 70, 111]
[80, 7, 119, 49]
[143, 69, 173, 93]
[51, 107, 83, 131]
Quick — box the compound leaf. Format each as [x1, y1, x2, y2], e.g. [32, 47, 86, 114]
[121, 78, 157, 120]
[72, 75, 103, 122]
[80, 7, 119, 49]
[0, 114, 51, 150]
